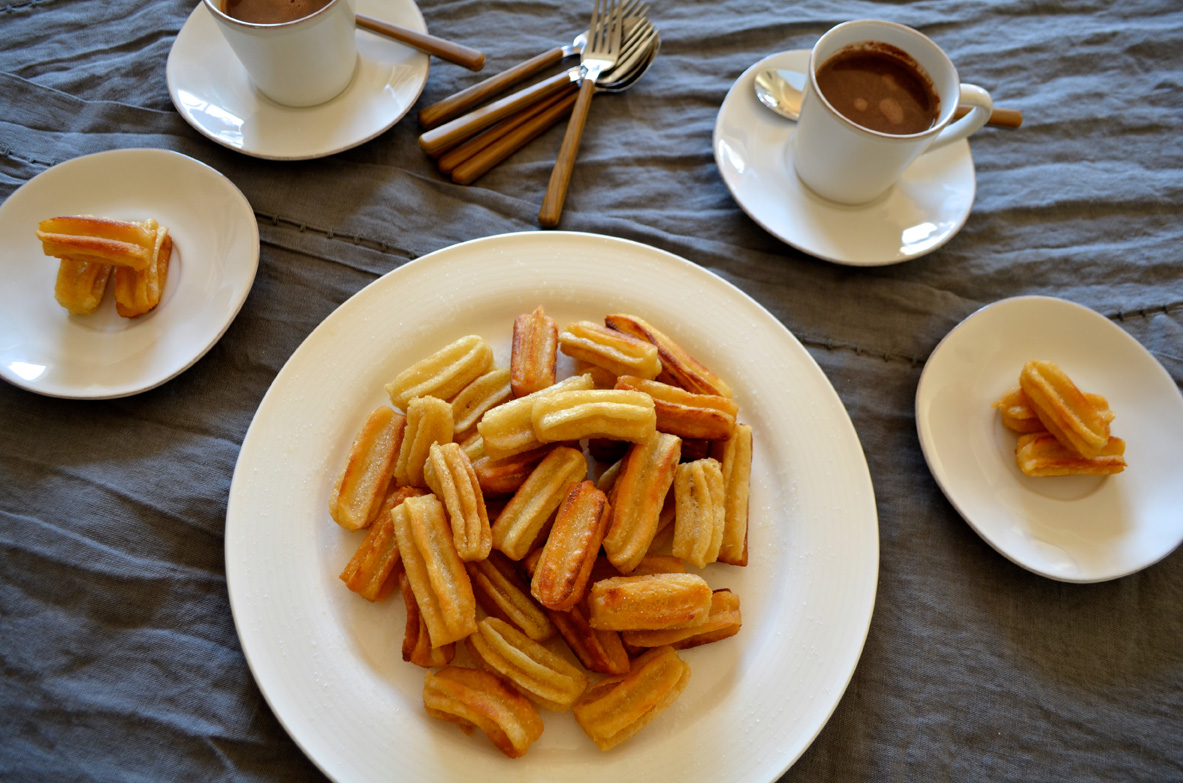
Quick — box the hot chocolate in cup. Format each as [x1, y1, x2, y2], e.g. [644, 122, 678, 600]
[792, 20, 993, 205]
[203, 0, 358, 108]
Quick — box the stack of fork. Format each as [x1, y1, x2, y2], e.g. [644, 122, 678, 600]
[416, 0, 658, 226]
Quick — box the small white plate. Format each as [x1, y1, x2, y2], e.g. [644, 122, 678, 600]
[167, 0, 429, 161]
[226, 231, 878, 783]
[714, 50, 976, 266]
[916, 295, 1183, 582]
[0, 149, 259, 399]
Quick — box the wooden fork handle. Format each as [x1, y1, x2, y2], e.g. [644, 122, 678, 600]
[419, 70, 576, 154]
[954, 105, 1024, 129]
[355, 14, 485, 71]
[450, 90, 580, 185]
[418, 47, 569, 129]
[538, 76, 597, 227]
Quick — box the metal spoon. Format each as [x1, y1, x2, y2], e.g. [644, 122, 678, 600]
[753, 67, 1023, 128]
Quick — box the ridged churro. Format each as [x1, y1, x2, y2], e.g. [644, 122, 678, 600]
[394, 396, 454, 488]
[392, 494, 477, 647]
[478, 373, 594, 460]
[572, 645, 691, 751]
[558, 320, 662, 379]
[672, 458, 726, 568]
[466, 617, 589, 712]
[423, 666, 545, 759]
[451, 367, 512, 435]
[994, 385, 1114, 435]
[531, 480, 611, 611]
[1018, 360, 1109, 458]
[531, 389, 657, 445]
[1015, 432, 1127, 476]
[472, 445, 552, 497]
[491, 445, 587, 560]
[605, 314, 733, 398]
[401, 574, 456, 667]
[587, 572, 713, 631]
[37, 215, 155, 270]
[329, 406, 406, 531]
[425, 442, 491, 561]
[53, 257, 112, 315]
[622, 589, 741, 650]
[709, 423, 752, 566]
[338, 486, 423, 601]
[385, 335, 494, 410]
[511, 305, 559, 397]
[602, 432, 682, 573]
[615, 375, 738, 441]
[112, 222, 171, 318]
[467, 551, 555, 642]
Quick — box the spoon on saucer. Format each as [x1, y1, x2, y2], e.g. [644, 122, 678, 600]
[355, 13, 484, 70]
[754, 68, 1023, 128]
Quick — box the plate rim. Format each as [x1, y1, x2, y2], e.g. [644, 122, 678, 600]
[915, 293, 1183, 582]
[226, 230, 880, 781]
[0, 147, 259, 400]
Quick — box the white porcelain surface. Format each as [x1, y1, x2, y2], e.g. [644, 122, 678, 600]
[714, 50, 976, 266]
[794, 21, 992, 204]
[916, 295, 1183, 582]
[167, 0, 429, 160]
[202, 0, 359, 108]
[225, 232, 879, 783]
[0, 149, 258, 400]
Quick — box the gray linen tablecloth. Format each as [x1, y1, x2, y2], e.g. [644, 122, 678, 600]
[2, 0, 1181, 779]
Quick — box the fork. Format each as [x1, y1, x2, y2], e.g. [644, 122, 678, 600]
[538, 0, 622, 227]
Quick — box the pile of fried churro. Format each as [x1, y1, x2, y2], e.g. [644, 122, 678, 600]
[36, 215, 173, 318]
[993, 360, 1127, 477]
[331, 307, 751, 757]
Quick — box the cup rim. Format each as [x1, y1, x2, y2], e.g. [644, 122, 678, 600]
[807, 19, 958, 142]
[203, 0, 344, 29]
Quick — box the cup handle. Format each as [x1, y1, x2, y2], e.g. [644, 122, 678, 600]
[927, 84, 993, 152]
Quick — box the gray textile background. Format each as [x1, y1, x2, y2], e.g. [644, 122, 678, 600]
[2, 0, 1181, 780]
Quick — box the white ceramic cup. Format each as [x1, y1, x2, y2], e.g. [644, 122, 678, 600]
[203, 0, 358, 108]
[792, 20, 993, 205]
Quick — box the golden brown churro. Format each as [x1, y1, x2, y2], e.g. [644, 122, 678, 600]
[531, 389, 657, 445]
[994, 385, 1114, 435]
[511, 305, 559, 397]
[615, 375, 738, 441]
[602, 432, 682, 573]
[587, 572, 713, 631]
[338, 486, 423, 601]
[112, 222, 171, 318]
[394, 396, 454, 488]
[392, 494, 477, 647]
[400, 574, 456, 667]
[467, 551, 555, 642]
[451, 367, 512, 435]
[709, 423, 752, 566]
[490, 445, 587, 560]
[423, 666, 545, 759]
[622, 588, 741, 650]
[1015, 432, 1127, 476]
[37, 215, 156, 270]
[466, 617, 589, 711]
[605, 313, 733, 398]
[671, 458, 726, 568]
[572, 645, 691, 751]
[478, 373, 594, 460]
[53, 257, 112, 315]
[1018, 360, 1109, 458]
[531, 480, 612, 611]
[385, 335, 494, 410]
[558, 320, 662, 379]
[472, 445, 552, 497]
[329, 406, 406, 531]
[425, 442, 491, 561]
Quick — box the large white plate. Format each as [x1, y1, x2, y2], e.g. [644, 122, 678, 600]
[226, 232, 878, 782]
[167, 0, 429, 160]
[714, 50, 976, 266]
[0, 148, 258, 399]
[916, 295, 1183, 582]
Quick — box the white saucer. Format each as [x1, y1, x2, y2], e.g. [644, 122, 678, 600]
[0, 149, 259, 399]
[916, 296, 1183, 583]
[713, 50, 977, 266]
[167, 0, 429, 160]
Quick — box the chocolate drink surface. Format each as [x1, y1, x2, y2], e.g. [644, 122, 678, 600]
[815, 44, 939, 135]
[223, 0, 333, 24]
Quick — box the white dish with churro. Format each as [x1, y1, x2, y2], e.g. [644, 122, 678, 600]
[916, 295, 1183, 582]
[226, 232, 878, 782]
[0, 149, 258, 399]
